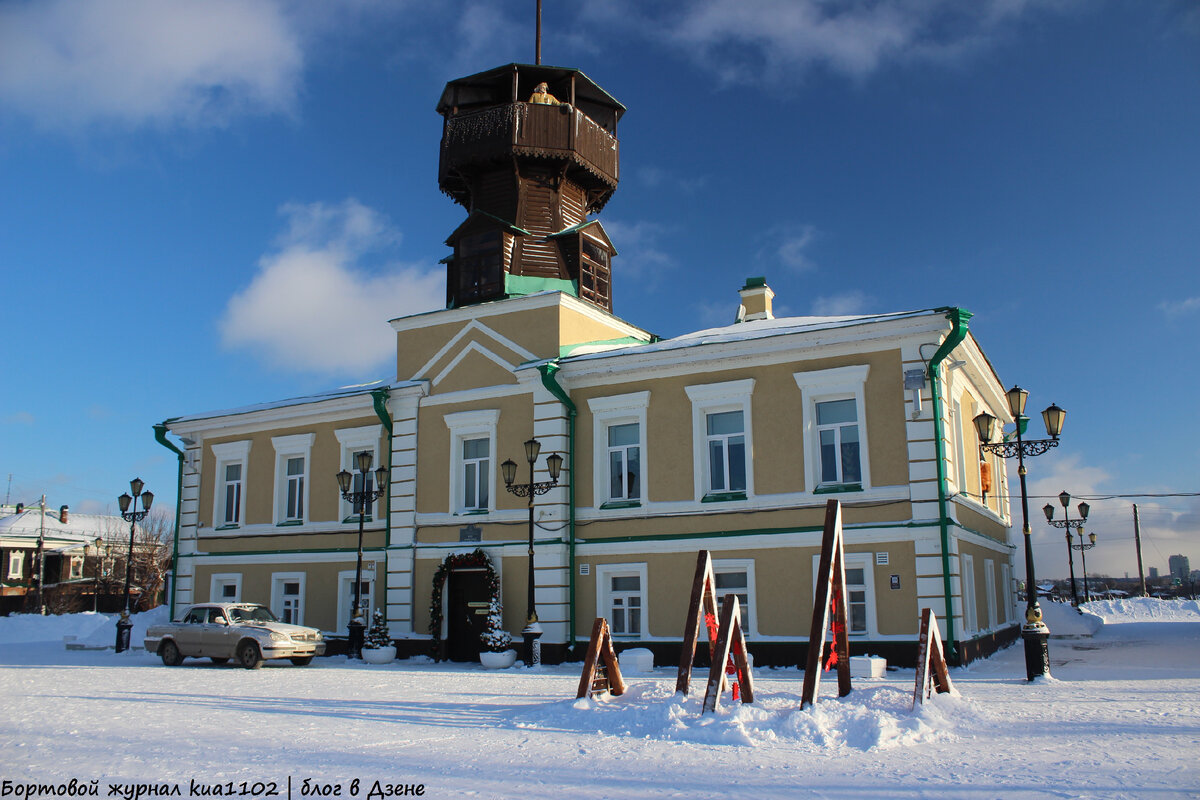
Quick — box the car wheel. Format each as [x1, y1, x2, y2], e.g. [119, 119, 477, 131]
[160, 640, 184, 667]
[237, 641, 264, 670]
[290, 656, 313, 666]
[210, 657, 229, 665]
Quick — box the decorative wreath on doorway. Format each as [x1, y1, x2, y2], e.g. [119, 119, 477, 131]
[429, 548, 501, 660]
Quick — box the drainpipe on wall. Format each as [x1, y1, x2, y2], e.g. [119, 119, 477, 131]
[153, 423, 185, 620]
[537, 361, 578, 651]
[926, 307, 972, 663]
[371, 388, 394, 547]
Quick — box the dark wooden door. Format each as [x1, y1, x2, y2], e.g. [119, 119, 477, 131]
[447, 569, 490, 662]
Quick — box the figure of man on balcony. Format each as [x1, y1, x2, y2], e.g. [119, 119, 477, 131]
[528, 82, 563, 106]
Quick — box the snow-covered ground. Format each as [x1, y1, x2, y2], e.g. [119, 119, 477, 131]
[2, 601, 1198, 799]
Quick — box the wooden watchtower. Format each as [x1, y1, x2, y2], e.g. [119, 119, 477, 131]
[436, 63, 624, 311]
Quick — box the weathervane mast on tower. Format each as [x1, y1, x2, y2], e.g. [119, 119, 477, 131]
[535, 0, 542, 65]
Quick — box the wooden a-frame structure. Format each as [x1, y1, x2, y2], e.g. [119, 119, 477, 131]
[701, 594, 755, 713]
[801, 499, 852, 708]
[912, 607, 954, 708]
[576, 617, 626, 699]
[675, 549, 721, 696]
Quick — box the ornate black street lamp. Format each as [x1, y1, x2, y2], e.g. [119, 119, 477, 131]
[336, 451, 389, 659]
[501, 438, 563, 667]
[1044, 492, 1090, 606]
[974, 387, 1065, 681]
[85, 536, 103, 613]
[116, 478, 153, 653]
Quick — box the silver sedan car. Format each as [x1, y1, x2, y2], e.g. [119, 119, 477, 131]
[144, 603, 326, 669]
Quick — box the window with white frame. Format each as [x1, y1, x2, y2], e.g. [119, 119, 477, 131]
[984, 558, 998, 630]
[1001, 563, 1014, 623]
[685, 379, 755, 500]
[443, 410, 500, 514]
[271, 572, 306, 625]
[68, 556, 83, 580]
[337, 568, 376, 633]
[210, 573, 242, 603]
[794, 366, 870, 491]
[596, 563, 647, 636]
[713, 559, 756, 635]
[335, 425, 384, 522]
[961, 554, 977, 634]
[8, 551, 24, 579]
[461, 438, 490, 511]
[952, 397, 969, 494]
[811, 553, 875, 636]
[588, 391, 649, 508]
[272, 434, 314, 525]
[211, 440, 251, 528]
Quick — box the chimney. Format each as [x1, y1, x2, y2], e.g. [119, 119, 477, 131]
[738, 277, 775, 322]
[60, 505, 69, 524]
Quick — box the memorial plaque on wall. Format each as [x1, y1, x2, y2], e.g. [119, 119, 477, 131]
[459, 524, 482, 542]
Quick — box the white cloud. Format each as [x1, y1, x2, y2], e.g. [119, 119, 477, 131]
[584, 0, 1067, 83]
[0, 0, 303, 130]
[220, 199, 443, 375]
[601, 219, 677, 290]
[758, 224, 819, 273]
[1160, 296, 1200, 318]
[809, 291, 872, 316]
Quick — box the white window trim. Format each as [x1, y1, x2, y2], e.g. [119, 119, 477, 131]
[336, 567, 376, 635]
[712, 558, 757, 637]
[68, 555, 83, 580]
[811, 552, 877, 638]
[684, 379, 755, 501]
[443, 409, 500, 515]
[587, 391, 650, 509]
[270, 571, 307, 626]
[794, 365, 871, 492]
[961, 553, 978, 635]
[209, 572, 242, 603]
[595, 562, 648, 638]
[335, 425, 384, 522]
[1001, 563, 1015, 623]
[271, 434, 315, 525]
[984, 558, 998, 631]
[8, 551, 24, 579]
[211, 440, 251, 529]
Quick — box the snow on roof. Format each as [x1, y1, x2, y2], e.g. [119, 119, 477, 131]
[559, 309, 941, 363]
[0, 509, 119, 549]
[165, 380, 411, 426]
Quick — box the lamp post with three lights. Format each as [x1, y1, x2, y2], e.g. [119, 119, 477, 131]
[1043, 492, 1090, 606]
[501, 438, 563, 667]
[115, 479, 153, 653]
[973, 387, 1065, 681]
[336, 452, 390, 659]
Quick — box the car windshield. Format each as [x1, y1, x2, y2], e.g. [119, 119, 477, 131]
[227, 606, 279, 624]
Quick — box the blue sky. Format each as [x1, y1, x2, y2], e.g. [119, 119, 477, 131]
[2, 0, 1197, 582]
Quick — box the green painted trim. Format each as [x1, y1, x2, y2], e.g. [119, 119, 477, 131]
[505, 274, 578, 298]
[370, 388, 393, 550]
[458, 510, 488, 516]
[275, 520, 303, 527]
[179, 546, 389, 559]
[599, 500, 641, 510]
[566, 519, 933, 546]
[215, 525, 241, 531]
[926, 306, 972, 662]
[153, 423, 185, 620]
[701, 491, 747, 503]
[537, 361, 578, 649]
[558, 336, 646, 357]
[813, 483, 863, 495]
[342, 515, 374, 524]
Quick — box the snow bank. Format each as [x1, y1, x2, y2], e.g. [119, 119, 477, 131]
[0, 607, 169, 647]
[515, 681, 972, 752]
[1041, 601, 1104, 637]
[1082, 596, 1200, 623]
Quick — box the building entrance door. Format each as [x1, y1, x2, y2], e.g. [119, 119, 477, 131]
[446, 568, 490, 662]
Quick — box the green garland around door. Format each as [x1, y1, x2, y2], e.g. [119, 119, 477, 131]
[429, 549, 501, 661]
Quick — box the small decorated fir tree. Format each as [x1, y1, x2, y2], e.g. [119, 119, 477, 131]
[480, 597, 512, 653]
[364, 609, 392, 649]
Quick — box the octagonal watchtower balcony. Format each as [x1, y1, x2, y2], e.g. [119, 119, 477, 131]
[437, 64, 624, 213]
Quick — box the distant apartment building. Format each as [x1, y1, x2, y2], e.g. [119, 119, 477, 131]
[1149, 567, 1159, 580]
[1169, 555, 1190, 583]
